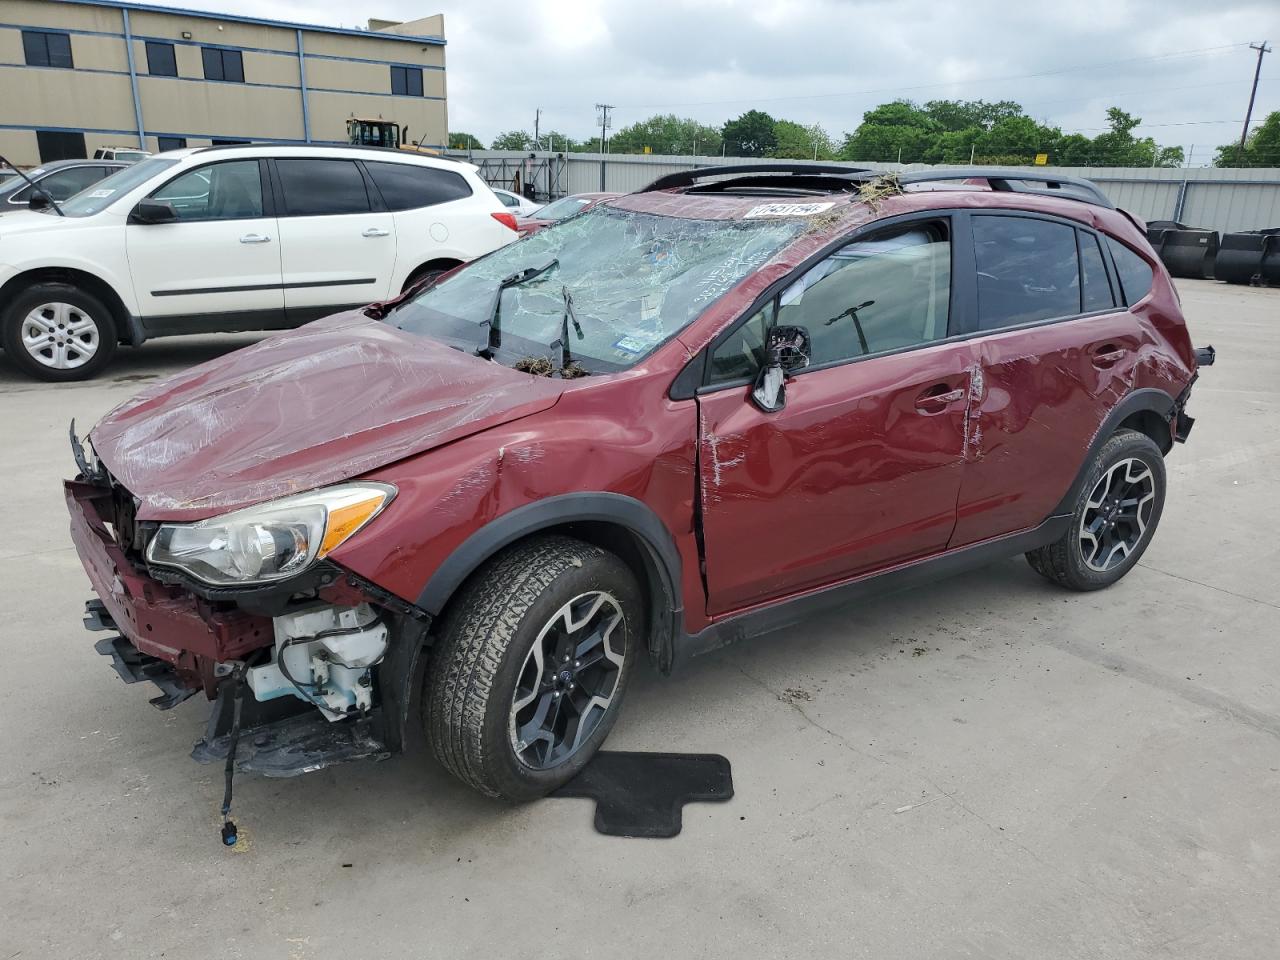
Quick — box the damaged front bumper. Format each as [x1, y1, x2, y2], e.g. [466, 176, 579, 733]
[66, 477, 429, 778]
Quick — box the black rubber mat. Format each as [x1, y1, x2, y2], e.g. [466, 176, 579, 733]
[550, 751, 734, 838]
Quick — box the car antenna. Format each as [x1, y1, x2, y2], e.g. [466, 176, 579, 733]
[554, 285, 585, 372]
[0, 154, 66, 216]
[479, 257, 559, 356]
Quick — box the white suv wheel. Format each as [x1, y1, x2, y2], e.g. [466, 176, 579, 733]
[21, 302, 100, 370]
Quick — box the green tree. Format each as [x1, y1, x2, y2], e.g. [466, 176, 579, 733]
[608, 115, 723, 156]
[447, 131, 485, 150]
[837, 100, 936, 162]
[532, 130, 586, 152]
[1215, 110, 1280, 167]
[722, 110, 778, 157]
[490, 129, 531, 151]
[770, 120, 836, 160]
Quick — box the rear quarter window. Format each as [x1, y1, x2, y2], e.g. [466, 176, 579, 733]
[366, 162, 472, 211]
[1105, 236, 1155, 306]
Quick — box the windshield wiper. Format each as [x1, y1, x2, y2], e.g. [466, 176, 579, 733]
[0, 154, 65, 216]
[479, 258, 559, 356]
[553, 285, 585, 373]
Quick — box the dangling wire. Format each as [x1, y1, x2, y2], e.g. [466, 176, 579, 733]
[220, 664, 246, 847]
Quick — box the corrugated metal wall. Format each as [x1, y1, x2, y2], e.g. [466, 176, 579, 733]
[454, 151, 1280, 234]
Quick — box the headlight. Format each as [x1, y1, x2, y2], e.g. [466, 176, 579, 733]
[146, 483, 395, 586]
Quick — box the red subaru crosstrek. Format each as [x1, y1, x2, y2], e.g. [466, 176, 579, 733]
[68, 165, 1212, 803]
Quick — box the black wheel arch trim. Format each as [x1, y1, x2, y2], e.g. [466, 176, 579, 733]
[1051, 387, 1175, 516]
[415, 493, 685, 672]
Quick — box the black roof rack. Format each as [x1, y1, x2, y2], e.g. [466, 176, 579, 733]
[193, 142, 460, 162]
[641, 163, 873, 193]
[640, 163, 1114, 210]
[894, 168, 1114, 209]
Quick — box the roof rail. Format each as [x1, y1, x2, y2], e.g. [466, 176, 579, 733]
[895, 168, 1114, 209]
[642, 163, 873, 192]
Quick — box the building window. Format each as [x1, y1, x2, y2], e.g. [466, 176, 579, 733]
[23, 30, 74, 68]
[36, 130, 87, 162]
[390, 65, 423, 97]
[146, 41, 178, 77]
[201, 47, 244, 83]
[157, 136, 187, 152]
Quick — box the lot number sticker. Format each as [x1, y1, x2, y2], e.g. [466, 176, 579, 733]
[744, 202, 835, 219]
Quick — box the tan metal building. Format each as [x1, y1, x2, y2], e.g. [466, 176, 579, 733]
[0, 0, 448, 166]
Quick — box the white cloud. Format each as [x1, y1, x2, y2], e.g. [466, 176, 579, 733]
[134, 0, 1278, 159]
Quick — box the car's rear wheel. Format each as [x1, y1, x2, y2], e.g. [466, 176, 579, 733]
[426, 535, 641, 801]
[1026, 428, 1166, 591]
[2, 282, 117, 382]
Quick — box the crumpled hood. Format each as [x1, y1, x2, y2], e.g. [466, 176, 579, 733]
[90, 312, 564, 520]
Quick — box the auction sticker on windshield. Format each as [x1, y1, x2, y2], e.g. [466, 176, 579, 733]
[744, 202, 835, 218]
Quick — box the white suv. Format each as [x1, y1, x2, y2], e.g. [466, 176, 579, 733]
[0, 144, 518, 380]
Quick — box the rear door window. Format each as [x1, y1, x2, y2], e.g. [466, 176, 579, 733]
[1105, 236, 1155, 306]
[275, 159, 371, 217]
[1080, 230, 1116, 312]
[365, 161, 472, 210]
[973, 215, 1081, 329]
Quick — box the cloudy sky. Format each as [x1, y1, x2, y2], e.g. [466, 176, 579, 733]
[147, 0, 1276, 163]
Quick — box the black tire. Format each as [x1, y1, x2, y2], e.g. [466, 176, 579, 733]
[1026, 428, 1166, 591]
[401, 267, 446, 295]
[1, 282, 118, 382]
[426, 535, 641, 801]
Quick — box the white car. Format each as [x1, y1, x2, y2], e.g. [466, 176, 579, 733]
[491, 187, 543, 217]
[0, 144, 518, 381]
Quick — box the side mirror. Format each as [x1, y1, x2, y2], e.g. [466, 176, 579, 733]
[27, 192, 51, 211]
[129, 199, 178, 224]
[750, 325, 811, 413]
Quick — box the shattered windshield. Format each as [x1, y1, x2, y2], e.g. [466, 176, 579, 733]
[390, 206, 805, 373]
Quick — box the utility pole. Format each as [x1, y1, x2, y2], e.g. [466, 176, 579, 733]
[595, 103, 613, 190]
[1239, 41, 1272, 159]
[534, 108, 541, 151]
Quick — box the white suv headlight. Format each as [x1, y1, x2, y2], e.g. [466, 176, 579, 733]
[146, 483, 395, 586]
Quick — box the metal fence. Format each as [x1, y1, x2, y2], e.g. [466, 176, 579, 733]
[450, 150, 1280, 235]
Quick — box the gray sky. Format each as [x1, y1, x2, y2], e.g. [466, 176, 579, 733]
[145, 0, 1277, 164]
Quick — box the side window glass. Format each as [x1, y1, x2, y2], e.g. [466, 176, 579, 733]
[709, 302, 772, 384]
[499, 192, 519, 208]
[366, 162, 472, 211]
[276, 159, 371, 217]
[1080, 231, 1116, 312]
[1105, 236, 1154, 306]
[775, 222, 951, 366]
[40, 166, 102, 201]
[151, 161, 262, 220]
[973, 215, 1080, 329]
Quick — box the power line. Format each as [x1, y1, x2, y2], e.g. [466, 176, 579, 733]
[610, 42, 1252, 112]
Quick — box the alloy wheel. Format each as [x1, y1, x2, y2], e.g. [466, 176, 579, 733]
[509, 590, 626, 770]
[21, 302, 100, 370]
[1079, 457, 1156, 572]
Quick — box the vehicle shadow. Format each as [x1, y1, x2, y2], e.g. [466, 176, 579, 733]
[0, 334, 269, 389]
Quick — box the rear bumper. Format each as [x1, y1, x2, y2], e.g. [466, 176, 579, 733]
[65, 479, 272, 686]
[1174, 346, 1215, 444]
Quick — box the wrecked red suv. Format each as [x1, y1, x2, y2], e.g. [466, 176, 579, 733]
[67, 164, 1212, 803]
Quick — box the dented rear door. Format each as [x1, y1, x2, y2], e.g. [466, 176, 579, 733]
[949, 214, 1141, 547]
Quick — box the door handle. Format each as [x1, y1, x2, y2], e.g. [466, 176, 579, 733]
[362, 228, 390, 238]
[239, 233, 271, 244]
[915, 384, 965, 413]
[1091, 344, 1127, 368]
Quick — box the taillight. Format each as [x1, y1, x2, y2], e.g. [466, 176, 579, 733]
[491, 212, 518, 231]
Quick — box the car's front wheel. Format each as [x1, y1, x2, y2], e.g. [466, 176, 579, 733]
[1, 282, 118, 381]
[426, 535, 641, 800]
[1026, 428, 1166, 590]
